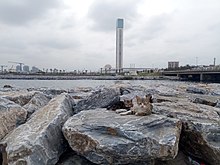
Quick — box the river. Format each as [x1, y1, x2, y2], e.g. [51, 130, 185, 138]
[0, 79, 198, 90]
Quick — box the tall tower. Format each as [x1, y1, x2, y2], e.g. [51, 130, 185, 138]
[116, 18, 124, 73]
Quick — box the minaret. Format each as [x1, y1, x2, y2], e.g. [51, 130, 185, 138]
[116, 18, 124, 73]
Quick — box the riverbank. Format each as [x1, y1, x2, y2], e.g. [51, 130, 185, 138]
[0, 74, 178, 81]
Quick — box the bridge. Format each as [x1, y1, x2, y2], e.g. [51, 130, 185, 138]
[162, 69, 220, 82]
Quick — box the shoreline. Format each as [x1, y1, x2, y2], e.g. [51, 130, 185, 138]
[0, 74, 178, 81]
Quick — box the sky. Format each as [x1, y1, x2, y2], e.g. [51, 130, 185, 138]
[0, 0, 220, 71]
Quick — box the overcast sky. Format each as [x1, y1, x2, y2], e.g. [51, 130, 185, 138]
[0, 0, 220, 71]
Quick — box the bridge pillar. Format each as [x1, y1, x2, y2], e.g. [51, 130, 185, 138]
[200, 73, 203, 82]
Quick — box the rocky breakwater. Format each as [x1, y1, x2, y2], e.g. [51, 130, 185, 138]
[0, 82, 219, 165]
[0, 94, 74, 165]
[62, 83, 220, 165]
[62, 109, 182, 164]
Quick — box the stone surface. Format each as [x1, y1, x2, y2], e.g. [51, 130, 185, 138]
[2, 90, 36, 106]
[74, 87, 120, 113]
[186, 86, 209, 95]
[41, 88, 67, 96]
[0, 94, 74, 165]
[56, 149, 96, 165]
[23, 92, 51, 118]
[63, 109, 182, 165]
[156, 151, 190, 165]
[153, 101, 220, 165]
[0, 97, 27, 140]
[186, 93, 220, 107]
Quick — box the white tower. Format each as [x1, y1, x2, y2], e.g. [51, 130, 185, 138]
[116, 18, 124, 73]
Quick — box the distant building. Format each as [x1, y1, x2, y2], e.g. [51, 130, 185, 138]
[104, 64, 112, 74]
[31, 66, 40, 73]
[23, 65, 30, 73]
[16, 65, 21, 72]
[168, 61, 179, 69]
[116, 18, 124, 73]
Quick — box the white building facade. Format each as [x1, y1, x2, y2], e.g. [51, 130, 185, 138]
[116, 19, 124, 73]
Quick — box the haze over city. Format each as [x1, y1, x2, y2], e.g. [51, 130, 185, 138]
[0, 0, 220, 71]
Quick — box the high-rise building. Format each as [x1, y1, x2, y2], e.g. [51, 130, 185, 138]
[116, 18, 124, 73]
[168, 61, 179, 69]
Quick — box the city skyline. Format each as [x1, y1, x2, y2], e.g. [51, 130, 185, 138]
[0, 0, 220, 71]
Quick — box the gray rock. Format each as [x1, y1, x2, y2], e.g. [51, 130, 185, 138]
[215, 99, 220, 108]
[3, 85, 12, 88]
[186, 93, 220, 107]
[42, 88, 67, 96]
[3, 90, 36, 106]
[180, 121, 220, 165]
[156, 151, 190, 165]
[192, 97, 217, 106]
[23, 92, 51, 118]
[0, 94, 74, 165]
[0, 97, 27, 140]
[153, 102, 220, 165]
[74, 87, 120, 113]
[186, 86, 208, 95]
[63, 109, 182, 165]
[56, 150, 96, 165]
[211, 90, 220, 96]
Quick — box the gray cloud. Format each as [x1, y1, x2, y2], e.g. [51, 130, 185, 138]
[139, 14, 171, 41]
[33, 38, 80, 50]
[0, 0, 60, 25]
[88, 0, 142, 31]
[0, 0, 220, 71]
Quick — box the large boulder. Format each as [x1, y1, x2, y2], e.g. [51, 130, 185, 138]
[23, 92, 51, 118]
[186, 86, 209, 95]
[153, 101, 220, 165]
[0, 97, 27, 140]
[2, 90, 36, 106]
[0, 94, 74, 165]
[74, 87, 120, 113]
[63, 109, 182, 165]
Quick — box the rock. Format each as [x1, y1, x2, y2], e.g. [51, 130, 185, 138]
[23, 92, 51, 118]
[68, 87, 94, 104]
[42, 88, 67, 96]
[211, 90, 220, 96]
[27, 88, 67, 97]
[0, 97, 27, 140]
[186, 93, 220, 107]
[2, 90, 36, 106]
[74, 87, 120, 113]
[153, 102, 220, 164]
[192, 97, 217, 106]
[56, 149, 96, 165]
[186, 86, 208, 95]
[152, 95, 179, 103]
[215, 99, 220, 108]
[180, 121, 220, 165]
[156, 151, 190, 165]
[0, 94, 74, 165]
[63, 109, 182, 165]
[3, 85, 12, 88]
